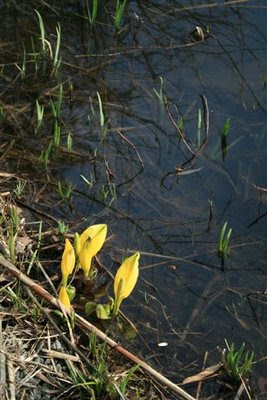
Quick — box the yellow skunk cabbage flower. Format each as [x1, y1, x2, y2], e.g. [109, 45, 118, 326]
[61, 238, 75, 286]
[74, 232, 81, 256]
[58, 286, 71, 310]
[113, 252, 140, 315]
[77, 224, 107, 277]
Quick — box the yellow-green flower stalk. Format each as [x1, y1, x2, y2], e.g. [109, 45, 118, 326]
[113, 252, 140, 315]
[61, 238, 75, 286]
[76, 224, 107, 277]
[58, 285, 71, 309]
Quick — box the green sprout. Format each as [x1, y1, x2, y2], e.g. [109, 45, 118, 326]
[50, 84, 63, 146]
[153, 76, 165, 119]
[222, 343, 254, 381]
[15, 43, 26, 79]
[35, 10, 46, 53]
[57, 220, 69, 235]
[67, 132, 73, 150]
[114, 0, 127, 30]
[57, 181, 74, 200]
[178, 115, 184, 132]
[218, 221, 232, 258]
[50, 84, 63, 120]
[221, 117, 231, 139]
[221, 117, 231, 160]
[13, 179, 26, 198]
[35, 99, 44, 134]
[53, 120, 61, 147]
[52, 23, 62, 77]
[196, 108, 202, 148]
[39, 140, 53, 169]
[87, 0, 98, 24]
[96, 91, 107, 141]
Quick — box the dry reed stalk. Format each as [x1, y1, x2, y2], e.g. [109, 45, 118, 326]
[6, 356, 15, 400]
[42, 349, 80, 362]
[0, 317, 7, 398]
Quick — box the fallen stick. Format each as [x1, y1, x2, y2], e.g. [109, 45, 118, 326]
[0, 316, 6, 399]
[0, 257, 196, 400]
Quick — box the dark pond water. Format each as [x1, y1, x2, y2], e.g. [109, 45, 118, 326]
[1, 0, 267, 398]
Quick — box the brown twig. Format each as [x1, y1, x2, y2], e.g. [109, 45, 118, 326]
[196, 351, 208, 400]
[165, 100, 196, 157]
[0, 257, 197, 400]
[116, 129, 144, 169]
[166, 0, 251, 14]
[7, 356, 15, 400]
[0, 316, 6, 398]
[42, 349, 80, 362]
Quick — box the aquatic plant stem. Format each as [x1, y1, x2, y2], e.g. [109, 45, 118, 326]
[0, 257, 196, 400]
[165, 99, 195, 157]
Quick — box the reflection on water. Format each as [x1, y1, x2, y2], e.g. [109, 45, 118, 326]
[1, 0, 267, 394]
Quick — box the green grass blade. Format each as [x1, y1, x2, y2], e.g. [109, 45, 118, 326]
[34, 9, 46, 52]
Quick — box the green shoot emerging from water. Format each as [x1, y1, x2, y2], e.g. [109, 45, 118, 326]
[35, 99, 44, 134]
[39, 140, 53, 169]
[114, 0, 127, 30]
[178, 115, 184, 132]
[221, 117, 231, 139]
[52, 23, 62, 77]
[35, 10, 46, 53]
[153, 76, 164, 118]
[221, 117, 231, 160]
[222, 343, 254, 381]
[87, 0, 98, 24]
[57, 181, 74, 200]
[196, 108, 202, 148]
[96, 91, 107, 141]
[50, 84, 63, 146]
[218, 221, 232, 258]
[67, 132, 73, 150]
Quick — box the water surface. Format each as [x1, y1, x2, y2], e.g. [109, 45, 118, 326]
[1, 1, 267, 397]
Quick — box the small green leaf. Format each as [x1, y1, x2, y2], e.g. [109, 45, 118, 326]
[52, 310, 64, 319]
[96, 304, 111, 320]
[221, 117, 231, 139]
[85, 301, 97, 316]
[66, 285, 76, 302]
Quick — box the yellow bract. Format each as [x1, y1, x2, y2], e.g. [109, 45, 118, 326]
[79, 241, 92, 277]
[113, 252, 140, 314]
[61, 238, 75, 286]
[79, 224, 108, 254]
[58, 286, 71, 309]
[77, 224, 107, 277]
